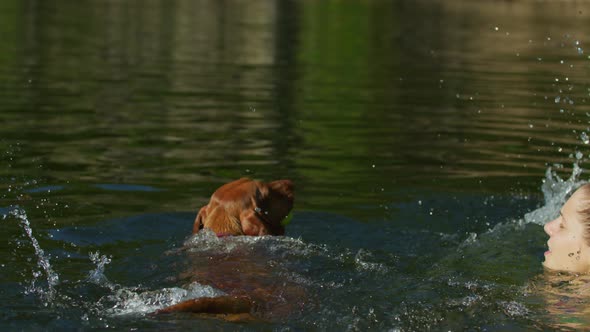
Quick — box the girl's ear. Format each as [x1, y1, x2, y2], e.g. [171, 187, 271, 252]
[269, 179, 294, 198]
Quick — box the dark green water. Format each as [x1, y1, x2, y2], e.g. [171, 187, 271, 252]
[2, 0, 590, 330]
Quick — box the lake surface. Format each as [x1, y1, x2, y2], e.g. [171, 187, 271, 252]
[2, 0, 590, 330]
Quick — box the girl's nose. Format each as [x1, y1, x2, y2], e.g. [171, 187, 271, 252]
[544, 218, 558, 235]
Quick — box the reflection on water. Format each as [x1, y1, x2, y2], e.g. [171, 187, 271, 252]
[2, 0, 590, 330]
[529, 272, 590, 330]
[2, 0, 589, 199]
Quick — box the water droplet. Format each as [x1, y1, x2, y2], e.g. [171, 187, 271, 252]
[555, 96, 561, 103]
[581, 132, 589, 144]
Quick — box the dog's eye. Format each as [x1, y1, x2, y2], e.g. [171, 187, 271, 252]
[254, 207, 269, 216]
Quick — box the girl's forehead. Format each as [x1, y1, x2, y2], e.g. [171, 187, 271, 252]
[570, 187, 587, 203]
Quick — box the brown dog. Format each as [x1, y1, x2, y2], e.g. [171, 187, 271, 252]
[156, 178, 298, 321]
[193, 178, 294, 237]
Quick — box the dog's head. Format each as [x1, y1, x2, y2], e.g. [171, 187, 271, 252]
[193, 178, 294, 236]
[248, 179, 294, 235]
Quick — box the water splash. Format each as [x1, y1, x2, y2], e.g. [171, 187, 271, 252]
[83, 247, 227, 316]
[181, 228, 275, 256]
[498, 300, 530, 318]
[5, 206, 59, 301]
[104, 282, 226, 316]
[183, 228, 328, 257]
[87, 251, 115, 289]
[524, 163, 586, 225]
[183, 228, 384, 274]
[354, 249, 389, 274]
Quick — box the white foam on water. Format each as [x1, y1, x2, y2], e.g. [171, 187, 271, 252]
[183, 228, 333, 259]
[182, 228, 261, 253]
[104, 281, 226, 316]
[448, 294, 482, 308]
[80, 247, 227, 316]
[354, 248, 389, 274]
[184, 229, 394, 278]
[498, 300, 530, 318]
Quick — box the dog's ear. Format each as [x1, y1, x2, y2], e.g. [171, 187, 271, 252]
[193, 205, 208, 234]
[240, 182, 289, 236]
[268, 179, 294, 199]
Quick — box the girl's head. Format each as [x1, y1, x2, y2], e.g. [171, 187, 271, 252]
[543, 183, 590, 273]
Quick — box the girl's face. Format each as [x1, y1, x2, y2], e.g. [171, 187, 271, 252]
[543, 187, 590, 273]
